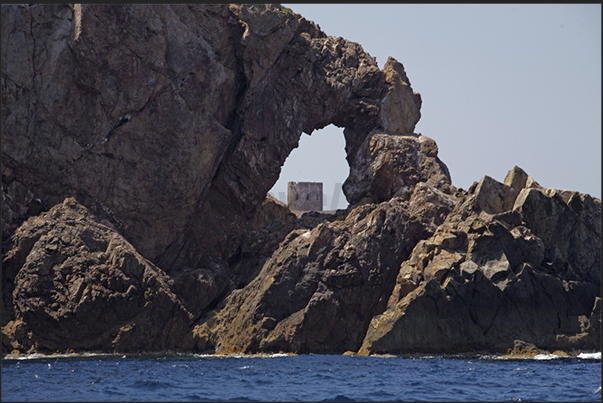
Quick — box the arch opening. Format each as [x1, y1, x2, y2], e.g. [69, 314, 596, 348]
[269, 125, 349, 212]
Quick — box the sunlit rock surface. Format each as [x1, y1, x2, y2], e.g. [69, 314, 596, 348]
[359, 167, 600, 355]
[2, 4, 599, 355]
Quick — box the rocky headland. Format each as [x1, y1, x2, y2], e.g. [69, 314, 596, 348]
[2, 4, 600, 356]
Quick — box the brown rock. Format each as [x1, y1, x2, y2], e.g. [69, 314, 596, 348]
[193, 181, 459, 354]
[473, 175, 517, 214]
[1, 4, 422, 277]
[252, 194, 297, 231]
[379, 57, 422, 135]
[2, 4, 239, 266]
[343, 133, 452, 205]
[2, 4, 423, 353]
[2, 198, 194, 353]
[2, 5, 599, 357]
[360, 167, 600, 355]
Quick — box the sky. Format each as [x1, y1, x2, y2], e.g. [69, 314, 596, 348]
[268, 4, 601, 210]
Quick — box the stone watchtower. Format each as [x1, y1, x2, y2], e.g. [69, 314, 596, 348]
[287, 182, 323, 212]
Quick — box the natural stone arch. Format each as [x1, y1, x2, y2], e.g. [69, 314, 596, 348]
[1, 4, 424, 269]
[1, 4, 427, 323]
[268, 124, 349, 211]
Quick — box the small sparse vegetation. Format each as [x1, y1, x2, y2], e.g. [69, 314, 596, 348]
[280, 6, 294, 15]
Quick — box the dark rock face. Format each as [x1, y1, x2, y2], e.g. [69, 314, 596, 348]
[2, 3, 416, 279]
[2, 4, 599, 356]
[3, 4, 237, 264]
[194, 183, 458, 354]
[2, 198, 193, 353]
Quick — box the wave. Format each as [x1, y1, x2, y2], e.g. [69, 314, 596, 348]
[322, 394, 356, 401]
[3, 351, 298, 361]
[533, 353, 560, 360]
[191, 352, 296, 359]
[487, 352, 564, 360]
[577, 352, 601, 360]
[3, 352, 124, 360]
[5, 350, 600, 362]
[265, 353, 292, 358]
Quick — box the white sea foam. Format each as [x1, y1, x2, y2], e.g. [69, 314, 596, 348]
[190, 352, 295, 360]
[191, 353, 217, 359]
[5, 352, 119, 360]
[266, 353, 292, 358]
[533, 353, 559, 360]
[370, 354, 398, 358]
[577, 352, 601, 360]
[478, 354, 500, 360]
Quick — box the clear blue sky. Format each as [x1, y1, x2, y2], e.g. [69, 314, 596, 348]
[269, 4, 601, 209]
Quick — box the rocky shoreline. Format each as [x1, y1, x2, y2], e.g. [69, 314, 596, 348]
[3, 348, 600, 362]
[2, 4, 600, 356]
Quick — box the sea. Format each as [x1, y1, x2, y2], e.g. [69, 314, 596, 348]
[1, 352, 601, 402]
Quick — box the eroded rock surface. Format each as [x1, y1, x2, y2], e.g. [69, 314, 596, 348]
[359, 167, 601, 355]
[2, 2, 420, 289]
[194, 182, 458, 354]
[2, 198, 193, 354]
[2, 4, 599, 356]
[1, 3, 422, 354]
[343, 133, 452, 205]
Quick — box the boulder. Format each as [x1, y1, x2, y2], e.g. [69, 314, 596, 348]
[343, 133, 453, 205]
[2, 198, 194, 354]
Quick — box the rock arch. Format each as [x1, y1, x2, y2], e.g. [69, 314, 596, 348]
[173, 5, 427, 268]
[1, 3, 438, 320]
[269, 124, 348, 211]
[1, 3, 426, 266]
[2, 4, 599, 356]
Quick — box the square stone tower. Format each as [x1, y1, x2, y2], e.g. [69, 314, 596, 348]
[287, 182, 323, 212]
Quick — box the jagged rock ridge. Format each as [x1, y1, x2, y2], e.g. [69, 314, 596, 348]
[2, 4, 599, 356]
[360, 167, 600, 354]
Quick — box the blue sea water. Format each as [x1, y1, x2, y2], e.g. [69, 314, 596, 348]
[1, 352, 600, 402]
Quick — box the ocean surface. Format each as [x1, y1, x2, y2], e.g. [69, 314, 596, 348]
[1, 352, 600, 402]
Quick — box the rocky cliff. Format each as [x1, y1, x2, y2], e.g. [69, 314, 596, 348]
[2, 4, 600, 356]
